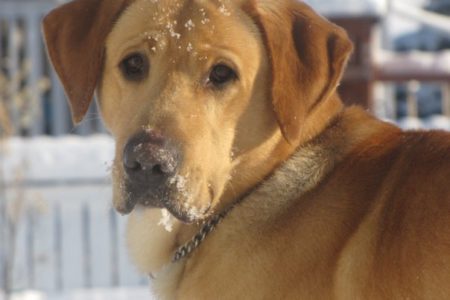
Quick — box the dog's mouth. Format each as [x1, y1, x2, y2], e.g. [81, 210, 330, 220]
[116, 174, 213, 223]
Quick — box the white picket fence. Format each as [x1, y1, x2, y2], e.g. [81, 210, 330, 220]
[0, 136, 149, 296]
[1, 183, 148, 292]
[0, 0, 103, 136]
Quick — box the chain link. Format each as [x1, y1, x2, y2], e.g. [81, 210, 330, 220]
[172, 210, 228, 262]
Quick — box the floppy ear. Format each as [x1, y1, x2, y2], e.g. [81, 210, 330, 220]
[244, 0, 353, 142]
[42, 0, 134, 123]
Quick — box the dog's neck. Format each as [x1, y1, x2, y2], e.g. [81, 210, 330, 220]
[216, 94, 345, 211]
[170, 95, 346, 260]
[171, 108, 348, 263]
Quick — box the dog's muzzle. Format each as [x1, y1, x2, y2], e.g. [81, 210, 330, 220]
[118, 129, 182, 214]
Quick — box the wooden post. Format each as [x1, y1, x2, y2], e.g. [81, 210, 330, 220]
[82, 204, 92, 288]
[26, 13, 44, 136]
[54, 202, 63, 291]
[406, 81, 420, 118]
[442, 82, 450, 117]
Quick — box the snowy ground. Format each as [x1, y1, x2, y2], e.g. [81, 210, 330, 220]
[0, 288, 154, 300]
[1, 135, 114, 184]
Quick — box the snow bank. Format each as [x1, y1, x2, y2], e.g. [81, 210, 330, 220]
[424, 115, 450, 130]
[0, 291, 45, 300]
[0, 135, 114, 184]
[0, 288, 153, 300]
[397, 117, 424, 130]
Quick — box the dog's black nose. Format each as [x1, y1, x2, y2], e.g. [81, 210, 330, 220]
[123, 130, 180, 186]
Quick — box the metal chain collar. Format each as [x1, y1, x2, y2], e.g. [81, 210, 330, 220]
[171, 180, 261, 263]
[172, 210, 228, 262]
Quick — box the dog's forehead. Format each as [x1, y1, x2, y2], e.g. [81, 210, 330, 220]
[107, 0, 258, 57]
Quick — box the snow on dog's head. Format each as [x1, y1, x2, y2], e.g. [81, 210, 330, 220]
[98, 0, 276, 223]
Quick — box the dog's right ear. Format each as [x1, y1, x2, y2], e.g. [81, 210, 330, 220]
[42, 0, 133, 123]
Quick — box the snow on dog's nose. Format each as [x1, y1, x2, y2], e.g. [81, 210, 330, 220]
[120, 129, 181, 213]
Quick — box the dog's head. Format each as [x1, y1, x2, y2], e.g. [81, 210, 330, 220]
[43, 0, 352, 223]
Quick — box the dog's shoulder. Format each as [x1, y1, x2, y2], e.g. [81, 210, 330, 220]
[285, 112, 450, 298]
[377, 129, 450, 197]
[368, 131, 450, 297]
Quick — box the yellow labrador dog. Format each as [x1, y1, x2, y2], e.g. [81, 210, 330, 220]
[43, 0, 450, 298]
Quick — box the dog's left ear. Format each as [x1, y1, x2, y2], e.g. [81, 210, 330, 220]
[244, 0, 353, 143]
[42, 0, 134, 123]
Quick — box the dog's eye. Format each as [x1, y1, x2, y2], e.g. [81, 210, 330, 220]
[208, 64, 237, 87]
[120, 53, 149, 81]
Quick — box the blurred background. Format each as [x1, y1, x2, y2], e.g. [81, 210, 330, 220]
[0, 0, 449, 299]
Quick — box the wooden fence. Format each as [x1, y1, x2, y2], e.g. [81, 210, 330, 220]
[0, 180, 147, 294]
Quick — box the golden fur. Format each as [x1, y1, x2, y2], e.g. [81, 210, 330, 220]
[43, 0, 450, 298]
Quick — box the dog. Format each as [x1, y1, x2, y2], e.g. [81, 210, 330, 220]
[43, 0, 450, 298]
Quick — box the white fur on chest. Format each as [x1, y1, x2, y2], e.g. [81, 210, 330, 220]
[151, 262, 186, 300]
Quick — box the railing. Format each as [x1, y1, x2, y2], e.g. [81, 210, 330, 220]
[374, 50, 450, 129]
[0, 0, 103, 136]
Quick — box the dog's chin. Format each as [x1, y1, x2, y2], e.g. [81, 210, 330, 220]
[163, 198, 212, 224]
[118, 199, 210, 223]
[115, 194, 212, 224]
